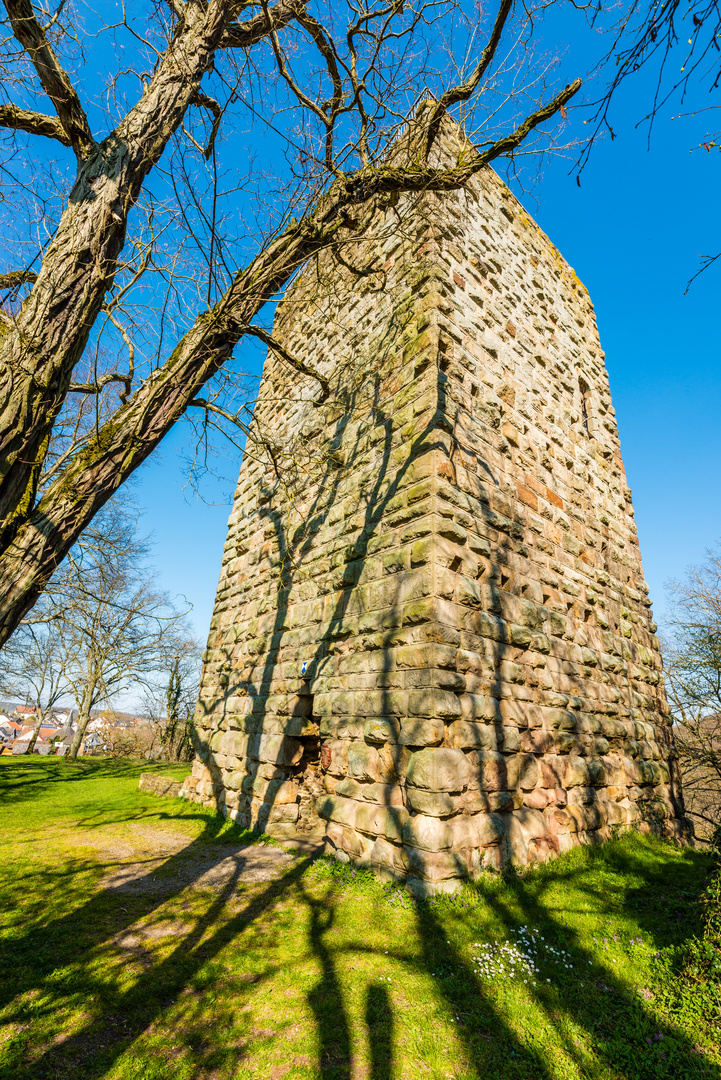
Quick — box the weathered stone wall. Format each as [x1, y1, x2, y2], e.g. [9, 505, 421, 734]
[182, 123, 689, 892]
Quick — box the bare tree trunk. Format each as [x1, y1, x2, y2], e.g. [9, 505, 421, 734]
[0, 0, 298, 546]
[0, 6, 221, 531]
[26, 711, 44, 754]
[68, 679, 97, 760]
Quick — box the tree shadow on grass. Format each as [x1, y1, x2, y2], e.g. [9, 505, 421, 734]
[366, 983, 393, 1080]
[2, 842, 315, 1079]
[0, 814, 273, 1017]
[1, 831, 718, 1080]
[304, 883, 353, 1080]
[68, 796, 231, 834]
[412, 898, 557, 1080]
[0, 757, 158, 805]
[412, 837, 718, 1080]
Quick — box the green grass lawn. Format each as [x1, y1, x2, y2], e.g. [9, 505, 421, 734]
[0, 758, 718, 1080]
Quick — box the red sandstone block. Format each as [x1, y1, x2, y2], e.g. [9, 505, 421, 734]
[516, 482, 538, 511]
[437, 457, 455, 481]
[524, 473, 546, 497]
[545, 487, 564, 509]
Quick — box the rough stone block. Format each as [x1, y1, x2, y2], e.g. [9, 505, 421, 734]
[220, 731, 249, 758]
[139, 774, 182, 798]
[402, 814, 452, 851]
[448, 720, 497, 751]
[398, 718, 445, 747]
[460, 694, 500, 722]
[506, 753, 540, 791]
[257, 735, 303, 766]
[323, 740, 348, 777]
[408, 688, 462, 719]
[364, 718, 397, 744]
[355, 802, 406, 842]
[317, 795, 358, 829]
[564, 757, 590, 788]
[406, 788, 460, 816]
[347, 742, 381, 782]
[406, 747, 469, 792]
[450, 812, 504, 848]
[406, 848, 467, 883]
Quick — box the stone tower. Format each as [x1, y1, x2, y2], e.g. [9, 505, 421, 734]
[181, 123, 688, 892]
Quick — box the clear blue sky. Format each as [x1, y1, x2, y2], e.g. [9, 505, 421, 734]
[132, 8, 721, 645]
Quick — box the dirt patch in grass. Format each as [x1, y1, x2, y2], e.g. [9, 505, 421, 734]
[90, 824, 296, 896]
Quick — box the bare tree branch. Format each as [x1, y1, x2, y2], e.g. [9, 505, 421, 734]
[0, 269, 38, 291]
[424, 0, 513, 161]
[68, 371, 132, 398]
[221, 0, 307, 49]
[4, 0, 96, 159]
[189, 396, 253, 433]
[191, 92, 223, 158]
[243, 324, 330, 402]
[0, 103, 72, 146]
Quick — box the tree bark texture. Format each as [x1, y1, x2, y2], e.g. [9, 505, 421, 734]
[0, 0, 232, 541]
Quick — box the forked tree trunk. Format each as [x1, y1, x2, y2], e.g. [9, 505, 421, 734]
[68, 679, 98, 760]
[0, 0, 302, 538]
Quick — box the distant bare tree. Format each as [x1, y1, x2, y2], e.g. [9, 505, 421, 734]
[663, 549, 721, 841]
[0, 501, 195, 758]
[93, 717, 162, 761]
[0, 0, 582, 646]
[53, 506, 193, 759]
[141, 638, 203, 762]
[0, 613, 70, 750]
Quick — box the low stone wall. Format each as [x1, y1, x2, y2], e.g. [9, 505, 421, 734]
[138, 773, 183, 798]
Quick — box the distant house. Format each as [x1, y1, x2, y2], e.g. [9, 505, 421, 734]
[0, 720, 23, 755]
[35, 726, 58, 742]
[0, 715, 78, 755]
[53, 725, 75, 755]
[82, 732, 108, 755]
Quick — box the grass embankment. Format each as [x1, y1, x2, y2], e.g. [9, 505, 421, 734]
[0, 758, 718, 1080]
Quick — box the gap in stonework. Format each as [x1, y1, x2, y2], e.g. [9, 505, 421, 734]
[290, 679, 324, 833]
